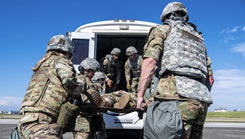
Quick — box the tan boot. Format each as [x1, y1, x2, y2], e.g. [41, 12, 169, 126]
[113, 93, 131, 109]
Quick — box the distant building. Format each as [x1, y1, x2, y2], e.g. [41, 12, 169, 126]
[214, 108, 228, 112]
[0, 110, 20, 114]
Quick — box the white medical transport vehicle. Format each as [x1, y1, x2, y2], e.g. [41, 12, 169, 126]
[69, 19, 158, 137]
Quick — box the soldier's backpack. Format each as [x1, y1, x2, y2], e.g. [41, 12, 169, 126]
[144, 101, 183, 139]
[57, 101, 80, 133]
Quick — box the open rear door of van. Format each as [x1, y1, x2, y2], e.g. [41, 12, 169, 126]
[70, 32, 96, 69]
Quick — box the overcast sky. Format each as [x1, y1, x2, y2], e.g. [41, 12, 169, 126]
[0, 0, 245, 112]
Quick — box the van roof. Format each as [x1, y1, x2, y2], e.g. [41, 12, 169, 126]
[74, 20, 158, 33]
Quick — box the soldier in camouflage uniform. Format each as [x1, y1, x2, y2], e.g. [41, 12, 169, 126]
[124, 46, 143, 94]
[17, 34, 79, 139]
[92, 71, 137, 109]
[92, 71, 107, 95]
[73, 58, 107, 139]
[100, 48, 123, 93]
[72, 62, 143, 139]
[136, 2, 214, 139]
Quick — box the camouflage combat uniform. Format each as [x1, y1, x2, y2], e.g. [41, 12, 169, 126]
[73, 58, 106, 139]
[100, 53, 122, 93]
[92, 71, 107, 95]
[73, 74, 137, 139]
[92, 71, 138, 109]
[73, 73, 106, 139]
[17, 35, 78, 139]
[142, 4, 213, 138]
[124, 54, 143, 94]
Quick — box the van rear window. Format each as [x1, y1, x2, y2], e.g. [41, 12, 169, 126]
[72, 39, 89, 64]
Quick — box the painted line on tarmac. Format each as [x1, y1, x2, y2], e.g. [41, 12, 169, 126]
[0, 119, 19, 124]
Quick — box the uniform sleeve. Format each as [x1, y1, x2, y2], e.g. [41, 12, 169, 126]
[116, 61, 122, 84]
[104, 74, 110, 81]
[206, 56, 213, 76]
[76, 73, 87, 90]
[101, 57, 108, 73]
[143, 25, 170, 62]
[55, 57, 78, 95]
[124, 60, 131, 81]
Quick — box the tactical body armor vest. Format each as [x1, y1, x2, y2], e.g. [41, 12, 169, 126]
[20, 56, 70, 117]
[127, 55, 142, 77]
[103, 54, 118, 81]
[158, 20, 212, 103]
[159, 20, 208, 81]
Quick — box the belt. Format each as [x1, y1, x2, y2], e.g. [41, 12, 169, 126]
[161, 72, 204, 83]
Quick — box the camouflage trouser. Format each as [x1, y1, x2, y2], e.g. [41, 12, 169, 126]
[155, 75, 208, 139]
[178, 99, 208, 139]
[102, 91, 123, 104]
[102, 90, 138, 107]
[130, 77, 139, 94]
[17, 112, 62, 139]
[73, 114, 106, 139]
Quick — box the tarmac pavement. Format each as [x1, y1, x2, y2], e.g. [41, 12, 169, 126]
[1, 119, 245, 139]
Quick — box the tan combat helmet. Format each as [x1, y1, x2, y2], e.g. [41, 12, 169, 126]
[110, 48, 121, 55]
[126, 46, 138, 56]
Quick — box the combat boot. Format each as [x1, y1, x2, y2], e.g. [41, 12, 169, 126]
[85, 89, 112, 107]
[85, 89, 103, 106]
[113, 93, 131, 109]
